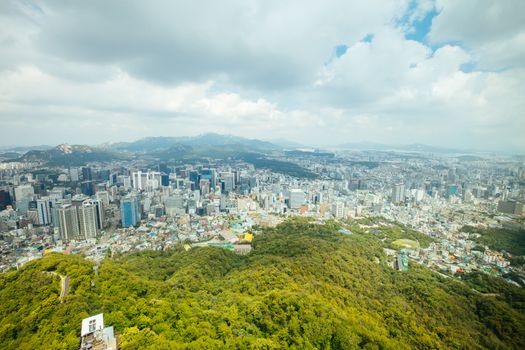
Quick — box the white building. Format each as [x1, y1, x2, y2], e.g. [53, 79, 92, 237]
[80, 313, 117, 350]
[289, 189, 305, 209]
[78, 202, 98, 239]
[57, 204, 79, 241]
[331, 202, 345, 218]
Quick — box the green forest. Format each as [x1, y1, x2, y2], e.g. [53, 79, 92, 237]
[1, 219, 524, 349]
[461, 225, 525, 256]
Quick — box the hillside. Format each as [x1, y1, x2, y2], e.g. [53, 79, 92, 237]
[110, 134, 279, 153]
[9, 144, 125, 166]
[153, 146, 318, 179]
[461, 225, 525, 256]
[1, 219, 524, 349]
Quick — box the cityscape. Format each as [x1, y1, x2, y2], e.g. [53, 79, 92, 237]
[1, 137, 524, 285]
[1, 0, 524, 349]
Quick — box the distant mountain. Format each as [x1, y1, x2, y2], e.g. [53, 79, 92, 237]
[0, 151, 23, 161]
[154, 143, 258, 161]
[11, 144, 125, 166]
[337, 142, 463, 153]
[109, 133, 279, 153]
[0, 145, 53, 153]
[151, 144, 317, 178]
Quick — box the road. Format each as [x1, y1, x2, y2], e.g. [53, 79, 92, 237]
[42, 271, 69, 303]
[59, 275, 70, 303]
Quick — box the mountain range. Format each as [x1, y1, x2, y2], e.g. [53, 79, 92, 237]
[4, 133, 502, 168]
[105, 133, 278, 153]
[4, 134, 318, 178]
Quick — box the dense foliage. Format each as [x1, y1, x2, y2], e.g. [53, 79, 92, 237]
[461, 226, 525, 256]
[240, 153, 318, 179]
[345, 218, 435, 249]
[1, 219, 524, 349]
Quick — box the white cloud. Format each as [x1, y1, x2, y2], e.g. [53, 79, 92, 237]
[429, 0, 525, 70]
[0, 0, 523, 153]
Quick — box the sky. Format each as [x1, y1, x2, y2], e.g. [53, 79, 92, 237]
[0, 0, 524, 152]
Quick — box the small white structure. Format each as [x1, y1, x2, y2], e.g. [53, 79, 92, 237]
[81, 313, 104, 337]
[80, 313, 117, 350]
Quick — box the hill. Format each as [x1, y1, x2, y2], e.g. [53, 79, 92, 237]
[461, 225, 525, 256]
[9, 144, 125, 166]
[109, 133, 279, 153]
[1, 219, 524, 349]
[152, 147, 318, 179]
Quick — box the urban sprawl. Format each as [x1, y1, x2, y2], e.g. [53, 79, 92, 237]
[1, 147, 524, 288]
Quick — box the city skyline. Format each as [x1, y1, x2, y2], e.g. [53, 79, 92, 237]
[1, 0, 524, 152]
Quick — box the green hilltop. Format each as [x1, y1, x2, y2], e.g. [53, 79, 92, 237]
[1, 219, 524, 349]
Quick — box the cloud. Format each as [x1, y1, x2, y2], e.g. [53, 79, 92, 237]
[0, 0, 524, 153]
[429, 0, 525, 70]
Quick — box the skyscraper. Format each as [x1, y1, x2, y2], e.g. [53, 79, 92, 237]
[57, 204, 80, 241]
[78, 202, 98, 239]
[0, 190, 12, 210]
[14, 185, 34, 214]
[331, 202, 345, 218]
[121, 196, 140, 227]
[289, 189, 305, 209]
[220, 172, 234, 194]
[132, 171, 144, 190]
[36, 199, 51, 226]
[70, 167, 80, 182]
[82, 167, 93, 181]
[201, 169, 216, 189]
[392, 183, 405, 204]
[80, 181, 95, 196]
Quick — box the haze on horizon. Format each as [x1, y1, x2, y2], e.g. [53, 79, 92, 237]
[0, 0, 524, 153]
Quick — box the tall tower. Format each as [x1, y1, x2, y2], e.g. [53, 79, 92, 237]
[57, 204, 80, 241]
[78, 202, 98, 239]
[392, 183, 405, 204]
[121, 196, 140, 227]
[36, 199, 51, 225]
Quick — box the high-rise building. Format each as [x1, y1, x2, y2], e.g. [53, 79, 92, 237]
[160, 174, 169, 187]
[331, 202, 345, 218]
[189, 171, 200, 189]
[201, 169, 216, 189]
[121, 196, 140, 227]
[78, 202, 98, 239]
[146, 172, 162, 192]
[497, 200, 524, 215]
[57, 204, 80, 241]
[0, 190, 12, 210]
[80, 181, 95, 196]
[392, 183, 405, 204]
[132, 171, 144, 190]
[131, 171, 162, 191]
[96, 191, 110, 206]
[220, 172, 234, 194]
[288, 189, 305, 209]
[70, 168, 80, 182]
[199, 179, 210, 195]
[14, 185, 34, 201]
[165, 194, 184, 216]
[97, 170, 110, 181]
[14, 185, 34, 214]
[82, 167, 93, 181]
[36, 199, 51, 225]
